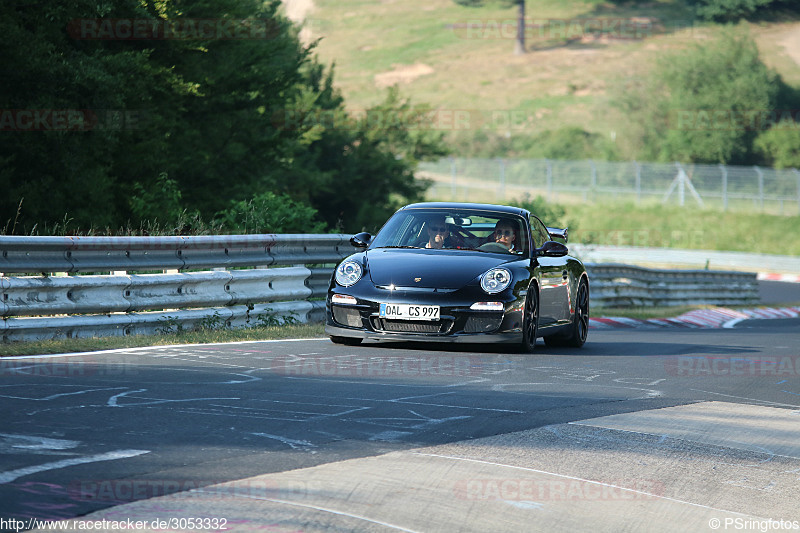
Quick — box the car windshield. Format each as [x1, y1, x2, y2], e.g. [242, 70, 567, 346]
[370, 209, 529, 255]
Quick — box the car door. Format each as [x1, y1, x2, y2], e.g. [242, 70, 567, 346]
[531, 216, 570, 326]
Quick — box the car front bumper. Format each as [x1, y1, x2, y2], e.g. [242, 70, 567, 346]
[325, 284, 526, 344]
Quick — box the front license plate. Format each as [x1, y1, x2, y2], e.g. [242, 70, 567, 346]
[379, 303, 440, 321]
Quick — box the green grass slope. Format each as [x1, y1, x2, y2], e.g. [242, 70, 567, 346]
[305, 0, 800, 145]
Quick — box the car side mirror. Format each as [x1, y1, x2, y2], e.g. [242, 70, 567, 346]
[546, 227, 568, 244]
[536, 240, 568, 257]
[350, 232, 372, 249]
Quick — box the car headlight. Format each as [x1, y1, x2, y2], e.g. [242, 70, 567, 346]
[335, 261, 363, 287]
[480, 268, 512, 294]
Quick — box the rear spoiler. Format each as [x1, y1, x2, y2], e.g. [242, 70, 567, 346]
[546, 227, 568, 243]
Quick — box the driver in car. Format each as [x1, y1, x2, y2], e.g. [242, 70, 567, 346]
[493, 218, 517, 251]
[424, 215, 451, 249]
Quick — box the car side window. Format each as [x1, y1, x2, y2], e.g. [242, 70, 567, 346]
[530, 216, 550, 249]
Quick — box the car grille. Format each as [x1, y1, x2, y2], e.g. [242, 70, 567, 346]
[332, 306, 362, 328]
[464, 315, 503, 333]
[373, 318, 451, 334]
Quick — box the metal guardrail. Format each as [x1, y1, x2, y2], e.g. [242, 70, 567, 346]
[570, 245, 800, 274]
[0, 235, 351, 342]
[586, 264, 758, 308]
[0, 235, 772, 342]
[0, 234, 353, 273]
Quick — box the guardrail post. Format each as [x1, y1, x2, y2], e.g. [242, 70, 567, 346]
[794, 168, 800, 215]
[450, 156, 456, 201]
[719, 164, 728, 212]
[634, 161, 641, 204]
[754, 165, 764, 212]
[546, 159, 553, 200]
[497, 157, 506, 201]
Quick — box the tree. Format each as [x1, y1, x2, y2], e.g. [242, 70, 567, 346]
[610, 28, 779, 164]
[0, 0, 445, 235]
[755, 126, 800, 169]
[0, 0, 166, 230]
[0, 0, 309, 231]
[271, 64, 449, 232]
[687, 0, 799, 21]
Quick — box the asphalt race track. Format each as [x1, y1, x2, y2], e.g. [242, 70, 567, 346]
[0, 311, 799, 531]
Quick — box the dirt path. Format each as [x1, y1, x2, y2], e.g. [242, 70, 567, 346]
[780, 24, 800, 67]
[282, 0, 314, 42]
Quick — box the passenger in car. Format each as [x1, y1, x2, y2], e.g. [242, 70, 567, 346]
[493, 218, 517, 251]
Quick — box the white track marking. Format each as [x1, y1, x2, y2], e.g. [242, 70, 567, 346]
[251, 433, 315, 449]
[413, 452, 753, 516]
[1, 338, 328, 361]
[193, 490, 421, 533]
[689, 389, 800, 409]
[0, 434, 80, 451]
[0, 449, 149, 484]
[0, 386, 128, 401]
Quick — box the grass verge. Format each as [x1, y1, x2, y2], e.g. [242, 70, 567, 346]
[565, 202, 800, 256]
[0, 323, 325, 357]
[593, 305, 714, 320]
[6, 301, 796, 357]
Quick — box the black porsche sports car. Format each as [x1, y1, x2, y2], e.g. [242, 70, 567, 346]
[325, 202, 589, 352]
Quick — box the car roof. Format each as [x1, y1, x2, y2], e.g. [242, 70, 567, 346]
[400, 202, 531, 218]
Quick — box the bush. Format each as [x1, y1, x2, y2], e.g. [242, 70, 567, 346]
[755, 125, 800, 169]
[526, 128, 619, 161]
[129, 173, 185, 227]
[687, 0, 800, 21]
[214, 192, 328, 234]
[507, 194, 576, 232]
[690, 0, 775, 21]
[448, 127, 619, 160]
[611, 28, 779, 164]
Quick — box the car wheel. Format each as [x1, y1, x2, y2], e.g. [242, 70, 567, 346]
[545, 279, 589, 348]
[520, 286, 539, 353]
[329, 335, 363, 346]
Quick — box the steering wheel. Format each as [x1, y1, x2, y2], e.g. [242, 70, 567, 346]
[477, 242, 511, 253]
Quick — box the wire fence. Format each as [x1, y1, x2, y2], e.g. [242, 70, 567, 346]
[418, 158, 800, 216]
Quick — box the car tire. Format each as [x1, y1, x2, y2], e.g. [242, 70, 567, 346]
[329, 335, 363, 346]
[544, 278, 589, 348]
[520, 285, 539, 353]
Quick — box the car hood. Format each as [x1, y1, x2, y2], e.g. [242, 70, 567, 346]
[365, 248, 514, 288]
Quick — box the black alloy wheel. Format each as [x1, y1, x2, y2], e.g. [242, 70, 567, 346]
[544, 277, 589, 348]
[570, 279, 590, 347]
[521, 285, 539, 353]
